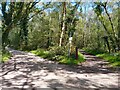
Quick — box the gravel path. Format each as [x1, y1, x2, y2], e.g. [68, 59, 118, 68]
[0, 48, 119, 90]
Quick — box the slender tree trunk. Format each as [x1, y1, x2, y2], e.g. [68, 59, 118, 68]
[97, 22, 100, 49]
[59, 2, 66, 47]
[83, 5, 87, 47]
[103, 5, 118, 51]
[104, 7, 116, 37]
[47, 16, 51, 48]
[118, 2, 120, 50]
[103, 36, 110, 53]
[98, 16, 117, 52]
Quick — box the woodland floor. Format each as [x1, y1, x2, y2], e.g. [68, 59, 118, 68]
[0, 48, 119, 90]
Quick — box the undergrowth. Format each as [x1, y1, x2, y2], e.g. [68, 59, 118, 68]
[31, 47, 85, 65]
[84, 48, 120, 67]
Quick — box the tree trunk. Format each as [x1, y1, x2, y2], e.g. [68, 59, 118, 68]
[59, 2, 66, 47]
[103, 5, 118, 51]
[118, 2, 120, 50]
[103, 36, 110, 53]
[97, 21, 101, 49]
[98, 16, 116, 52]
[2, 25, 13, 49]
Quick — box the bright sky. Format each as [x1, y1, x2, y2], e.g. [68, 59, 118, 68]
[0, 2, 93, 15]
[0, 1, 118, 18]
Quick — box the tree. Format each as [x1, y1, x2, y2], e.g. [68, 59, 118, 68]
[59, 2, 66, 47]
[93, 2, 118, 52]
[1, 2, 38, 48]
[117, 1, 120, 50]
[101, 2, 118, 51]
[1, 2, 51, 49]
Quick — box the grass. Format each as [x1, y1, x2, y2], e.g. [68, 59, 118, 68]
[31, 49, 54, 59]
[1, 50, 12, 63]
[59, 52, 85, 65]
[84, 49, 120, 67]
[31, 49, 85, 65]
[97, 53, 120, 67]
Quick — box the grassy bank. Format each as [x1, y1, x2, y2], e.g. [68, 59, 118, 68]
[31, 48, 85, 65]
[96, 53, 120, 67]
[84, 49, 120, 67]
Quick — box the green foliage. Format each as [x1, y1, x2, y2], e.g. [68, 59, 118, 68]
[8, 27, 21, 49]
[19, 16, 29, 48]
[84, 49, 120, 67]
[31, 46, 66, 60]
[94, 2, 103, 16]
[1, 2, 51, 48]
[31, 49, 55, 60]
[1, 50, 11, 63]
[2, 2, 119, 67]
[48, 46, 66, 56]
[31, 47, 85, 65]
[84, 48, 106, 55]
[59, 52, 85, 65]
[97, 53, 120, 67]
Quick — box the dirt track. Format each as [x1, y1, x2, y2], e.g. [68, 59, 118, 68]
[0, 48, 119, 90]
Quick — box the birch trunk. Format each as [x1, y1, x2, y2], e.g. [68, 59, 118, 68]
[59, 2, 66, 47]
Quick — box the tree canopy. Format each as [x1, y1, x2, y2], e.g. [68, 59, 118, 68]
[1, 1, 120, 53]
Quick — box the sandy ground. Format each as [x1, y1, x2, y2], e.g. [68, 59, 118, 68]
[0, 48, 119, 90]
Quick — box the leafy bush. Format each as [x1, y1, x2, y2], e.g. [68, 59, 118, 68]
[1, 50, 12, 63]
[48, 46, 66, 56]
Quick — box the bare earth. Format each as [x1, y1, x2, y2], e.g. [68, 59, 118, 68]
[0, 48, 119, 90]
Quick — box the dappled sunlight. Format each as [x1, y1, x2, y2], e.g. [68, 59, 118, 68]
[0, 49, 119, 89]
[1, 1, 120, 90]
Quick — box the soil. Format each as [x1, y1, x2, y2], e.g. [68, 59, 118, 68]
[0, 48, 119, 90]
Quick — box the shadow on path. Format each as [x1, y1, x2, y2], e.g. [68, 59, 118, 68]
[0, 48, 119, 90]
